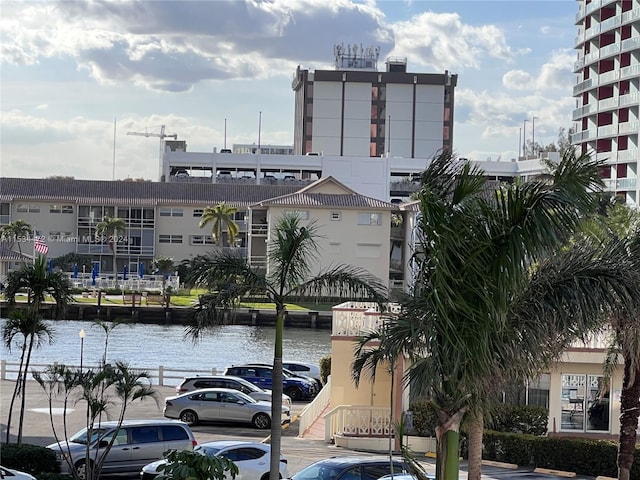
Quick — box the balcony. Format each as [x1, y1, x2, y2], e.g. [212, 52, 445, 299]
[618, 121, 639, 135]
[600, 14, 621, 32]
[621, 8, 640, 26]
[598, 69, 619, 86]
[585, 0, 602, 16]
[574, 57, 585, 72]
[331, 301, 401, 337]
[619, 92, 639, 108]
[573, 77, 595, 96]
[597, 124, 618, 137]
[620, 64, 640, 81]
[569, 329, 612, 350]
[616, 177, 638, 190]
[598, 96, 619, 112]
[599, 43, 621, 60]
[621, 36, 640, 55]
[618, 149, 639, 162]
[250, 223, 269, 236]
[585, 24, 602, 40]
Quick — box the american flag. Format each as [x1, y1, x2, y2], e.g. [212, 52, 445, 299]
[34, 236, 49, 255]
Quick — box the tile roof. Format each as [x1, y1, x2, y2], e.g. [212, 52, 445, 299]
[0, 178, 302, 207]
[256, 193, 396, 209]
[0, 242, 32, 261]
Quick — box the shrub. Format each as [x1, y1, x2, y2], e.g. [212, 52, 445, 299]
[408, 400, 437, 437]
[487, 404, 548, 436]
[483, 431, 640, 478]
[0, 443, 59, 474]
[319, 354, 331, 384]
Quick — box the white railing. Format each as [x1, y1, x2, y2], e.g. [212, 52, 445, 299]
[0, 360, 224, 387]
[298, 376, 331, 437]
[324, 405, 392, 442]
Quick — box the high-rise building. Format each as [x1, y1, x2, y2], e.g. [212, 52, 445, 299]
[572, 0, 640, 207]
[292, 44, 457, 158]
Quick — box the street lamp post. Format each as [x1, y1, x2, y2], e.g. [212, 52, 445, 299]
[523, 119, 529, 158]
[79, 328, 86, 371]
[532, 116, 538, 156]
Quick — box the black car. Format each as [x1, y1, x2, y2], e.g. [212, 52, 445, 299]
[289, 456, 408, 480]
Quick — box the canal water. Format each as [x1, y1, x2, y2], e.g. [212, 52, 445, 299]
[0, 320, 332, 384]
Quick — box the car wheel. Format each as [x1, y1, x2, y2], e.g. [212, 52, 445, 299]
[252, 412, 271, 429]
[75, 460, 92, 480]
[180, 409, 199, 426]
[285, 386, 302, 401]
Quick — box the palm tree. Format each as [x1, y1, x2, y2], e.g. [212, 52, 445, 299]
[2, 310, 54, 444]
[3, 255, 72, 444]
[0, 219, 33, 262]
[352, 150, 640, 480]
[583, 200, 640, 480]
[198, 202, 240, 247]
[186, 213, 388, 480]
[152, 256, 175, 295]
[95, 216, 127, 280]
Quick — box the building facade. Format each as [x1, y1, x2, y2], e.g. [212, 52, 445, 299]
[572, 0, 640, 208]
[292, 46, 457, 158]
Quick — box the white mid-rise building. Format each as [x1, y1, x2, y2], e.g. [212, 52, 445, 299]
[572, 0, 640, 208]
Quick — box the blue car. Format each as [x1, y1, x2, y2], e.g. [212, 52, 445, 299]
[225, 364, 318, 401]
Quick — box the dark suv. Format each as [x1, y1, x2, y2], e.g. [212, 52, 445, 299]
[225, 364, 318, 401]
[289, 456, 408, 480]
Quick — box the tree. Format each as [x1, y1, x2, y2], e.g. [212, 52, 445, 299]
[351, 150, 640, 480]
[33, 361, 157, 480]
[583, 200, 640, 480]
[2, 310, 54, 444]
[198, 202, 240, 247]
[95, 216, 127, 280]
[0, 219, 33, 262]
[156, 449, 238, 480]
[186, 213, 388, 480]
[3, 255, 72, 444]
[152, 256, 175, 295]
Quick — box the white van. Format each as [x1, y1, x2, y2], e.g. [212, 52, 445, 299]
[47, 419, 196, 478]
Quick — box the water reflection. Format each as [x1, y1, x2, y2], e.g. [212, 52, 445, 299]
[0, 319, 332, 378]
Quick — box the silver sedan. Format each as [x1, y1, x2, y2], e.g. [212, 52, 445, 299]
[163, 388, 290, 429]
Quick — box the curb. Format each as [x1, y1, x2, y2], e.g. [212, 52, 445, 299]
[481, 460, 518, 470]
[533, 467, 577, 478]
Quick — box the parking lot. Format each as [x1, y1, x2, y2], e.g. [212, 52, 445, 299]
[1, 380, 598, 479]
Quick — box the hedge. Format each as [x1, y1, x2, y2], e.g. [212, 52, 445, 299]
[1, 443, 59, 474]
[483, 430, 640, 478]
[486, 404, 548, 436]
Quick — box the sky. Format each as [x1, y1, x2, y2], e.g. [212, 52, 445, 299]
[0, 0, 580, 181]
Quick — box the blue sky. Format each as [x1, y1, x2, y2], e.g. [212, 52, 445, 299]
[1, 0, 578, 180]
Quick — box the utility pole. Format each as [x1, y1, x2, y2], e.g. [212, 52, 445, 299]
[532, 116, 538, 156]
[523, 119, 529, 158]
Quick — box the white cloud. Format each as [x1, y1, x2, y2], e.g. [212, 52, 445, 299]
[390, 11, 516, 71]
[503, 49, 574, 91]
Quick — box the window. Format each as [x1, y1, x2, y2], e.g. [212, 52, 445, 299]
[130, 426, 160, 444]
[285, 210, 309, 220]
[159, 235, 183, 244]
[330, 212, 341, 221]
[50, 205, 73, 214]
[190, 235, 215, 245]
[161, 425, 189, 441]
[193, 209, 204, 217]
[358, 213, 382, 225]
[16, 204, 40, 213]
[159, 207, 183, 217]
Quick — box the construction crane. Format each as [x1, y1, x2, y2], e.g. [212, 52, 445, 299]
[127, 125, 178, 181]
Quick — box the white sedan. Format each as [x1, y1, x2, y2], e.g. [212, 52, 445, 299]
[0, 466, 37, 480]
[163, 388, 290, 429]
[140, 440, 289, 480]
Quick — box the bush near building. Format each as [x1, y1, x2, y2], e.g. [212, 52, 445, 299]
[486, 404, 548, 436]
[1, 443, 58, 475]
[483, 430, 640, 478]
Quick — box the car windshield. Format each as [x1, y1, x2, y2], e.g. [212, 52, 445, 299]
[292, 464, 343, 480]
[195, 445, 223, 456]
[69, 427, 111, 445]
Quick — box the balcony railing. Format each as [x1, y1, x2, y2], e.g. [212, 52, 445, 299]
[324, 405, 392, 442]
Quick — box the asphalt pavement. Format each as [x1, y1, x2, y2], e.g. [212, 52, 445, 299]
[0, 380, 598, 480]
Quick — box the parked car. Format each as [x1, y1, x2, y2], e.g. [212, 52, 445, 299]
[46, 419, 196, 478]
[163, 388, 290, 429]
[225, 364, 318, 401]
[175, 375, 292, 406]
[288, 456, 408, 480]
[0, 466, 37, 480]
[379, 472, 434, 480]
[282, 361, 322, 385]
[140, 440, 289, 480]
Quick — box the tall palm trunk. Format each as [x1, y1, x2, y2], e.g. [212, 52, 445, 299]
[17, 333, 36, 444]
[617, 352, 640, 480]
[5, 339, 28, 443]
[435, 408, 466, 480]
[269, 306, 285, 480]
[466, 412, 483, 480]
